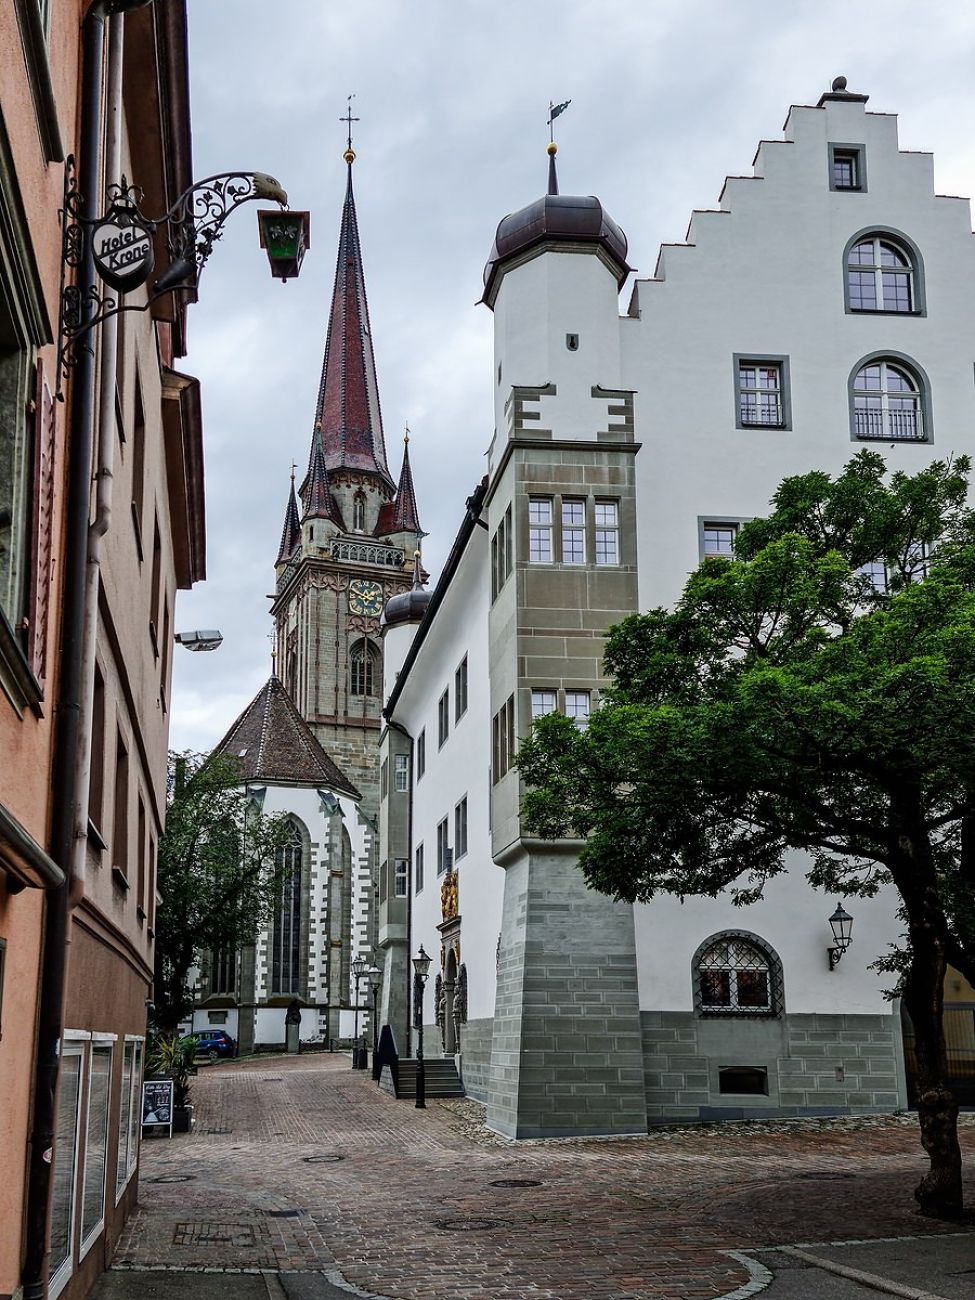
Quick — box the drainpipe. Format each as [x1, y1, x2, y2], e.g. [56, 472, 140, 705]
[22, 4, 151, 1295]
[69, 8, 124, 910]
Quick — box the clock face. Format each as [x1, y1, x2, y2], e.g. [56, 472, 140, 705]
[349, 579, 383, 617]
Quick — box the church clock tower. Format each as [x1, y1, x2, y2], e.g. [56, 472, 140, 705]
[271, 142, 421, 816]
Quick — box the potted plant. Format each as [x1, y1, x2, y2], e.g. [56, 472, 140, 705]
[147, 1034, 196, 1133]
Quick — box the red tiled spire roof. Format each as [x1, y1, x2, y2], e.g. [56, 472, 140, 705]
[276, 475, 301, 564]
[302, 430, 345, 527]
[303, 160, 394, 495]
[212, 675, 360, 796]
[375, 435, 422, 537]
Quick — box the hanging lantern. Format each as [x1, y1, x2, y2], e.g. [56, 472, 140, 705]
[257, 209, 310, 281]
[827, 902, 854, 969]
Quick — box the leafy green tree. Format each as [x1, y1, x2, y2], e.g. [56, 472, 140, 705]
[519, 452, 975, 1220]
[154, 751, 292, 1036]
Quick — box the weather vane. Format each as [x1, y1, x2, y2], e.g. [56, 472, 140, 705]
[290, 459, 298, 483]
[342, 94, 360, 161]
[548, 99, 571, 145]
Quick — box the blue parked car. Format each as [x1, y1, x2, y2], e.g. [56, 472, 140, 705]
[192, 1029, 236, 1063]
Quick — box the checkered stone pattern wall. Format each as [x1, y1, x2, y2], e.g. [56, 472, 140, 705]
[641, 1010, 908, 1122]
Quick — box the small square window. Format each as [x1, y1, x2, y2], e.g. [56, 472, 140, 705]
[829, 143, 865, 192]
[702, 522, 738, 558]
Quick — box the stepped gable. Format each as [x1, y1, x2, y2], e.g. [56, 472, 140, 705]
[213, 675, 359, 797]
[302, 157, 394, 495]
[375, 436, 422, 536]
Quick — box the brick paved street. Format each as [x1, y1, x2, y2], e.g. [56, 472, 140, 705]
[111, 1054, 975, 1299]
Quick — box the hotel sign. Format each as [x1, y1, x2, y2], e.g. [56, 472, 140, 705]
[92, 204, 155, 293]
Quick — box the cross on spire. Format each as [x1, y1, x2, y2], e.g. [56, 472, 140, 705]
[341, 94, 360, 159]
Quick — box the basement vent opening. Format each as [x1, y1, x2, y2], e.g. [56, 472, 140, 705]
[718, 1066, 768, 1096]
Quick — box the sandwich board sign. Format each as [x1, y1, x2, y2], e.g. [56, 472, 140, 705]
[142, 1078, 174, 1139]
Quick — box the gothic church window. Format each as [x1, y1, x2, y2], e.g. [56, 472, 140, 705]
[353, 493, 366, 531]
[270, 821, 304, 995]
[350, 638, 379, 696]
[693, 932, 784, 1017]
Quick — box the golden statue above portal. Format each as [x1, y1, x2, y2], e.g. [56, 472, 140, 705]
[440, 869, 458, 922]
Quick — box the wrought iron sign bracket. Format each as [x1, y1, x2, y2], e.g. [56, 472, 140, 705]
[56, 154, 288, 398]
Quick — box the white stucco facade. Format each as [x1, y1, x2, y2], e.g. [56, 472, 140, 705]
[377, 86, 967, 1133]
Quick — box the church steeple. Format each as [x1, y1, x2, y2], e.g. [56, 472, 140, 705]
[376, 431, 422, 537]
[302, 150, 394, 497]
[276, 471, 301, 564]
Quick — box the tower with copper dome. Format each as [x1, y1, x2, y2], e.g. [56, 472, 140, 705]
[270, 143, 422, 817]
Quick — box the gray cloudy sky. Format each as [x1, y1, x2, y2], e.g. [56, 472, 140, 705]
[170, 0, 975, 753]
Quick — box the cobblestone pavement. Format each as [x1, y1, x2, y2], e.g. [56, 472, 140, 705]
[113, 1054, 975, 1300]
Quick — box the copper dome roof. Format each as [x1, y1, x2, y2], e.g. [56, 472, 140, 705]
[483, 192, 629, 305]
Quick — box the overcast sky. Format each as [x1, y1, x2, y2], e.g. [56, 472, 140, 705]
[170, 0, 975, 754]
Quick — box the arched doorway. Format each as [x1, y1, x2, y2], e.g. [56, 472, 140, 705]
[443, 947, 457, 1056]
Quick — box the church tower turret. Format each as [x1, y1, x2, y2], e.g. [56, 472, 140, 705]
[271, 139, 418, 813]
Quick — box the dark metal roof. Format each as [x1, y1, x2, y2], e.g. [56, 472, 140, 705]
[212, 676, 359, 797]
[482, 192, 630, 305]
[276, 478, 300, 564]
[302, 162, 394, 494]
[375, 438, 422, 537]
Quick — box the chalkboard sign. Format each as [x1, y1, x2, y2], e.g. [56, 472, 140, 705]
[142, 1079, 174, 1137]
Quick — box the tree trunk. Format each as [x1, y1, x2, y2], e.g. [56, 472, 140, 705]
[898, 854, 964, 1219]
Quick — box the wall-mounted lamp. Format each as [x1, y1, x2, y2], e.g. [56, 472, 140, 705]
[257, 209, 310, 282]
[827, 902, 854, 970]
[175, 629, 223, 652]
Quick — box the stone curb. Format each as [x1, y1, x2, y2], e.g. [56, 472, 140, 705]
[777, 1245, 950, 1300]
[719, 1251, 773, 1299]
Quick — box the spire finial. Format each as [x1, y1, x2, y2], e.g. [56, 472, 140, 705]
[412, 546, 423, 590]
[342, 94, 359, 165]
[290, 460, 297, 484]
[404, 421, 410, 445]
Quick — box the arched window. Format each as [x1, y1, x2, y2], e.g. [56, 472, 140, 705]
[350, 638, 379, 697]
[692, 931, 783, 1017]
[852, 358, 926, 442]
[270, 821, 303, 995]
[846, 234, 918, 313]
[353, 493, 366, 532]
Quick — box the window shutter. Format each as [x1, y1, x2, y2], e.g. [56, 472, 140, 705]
[26, 359, 56, 687]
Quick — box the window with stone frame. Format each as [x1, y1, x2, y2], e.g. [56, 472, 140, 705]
[702, 521, 738, 559]
[531, 689, 557, 719]
[852, 358, 925, 442]
[394, 858, 409, 898]
[561, 499, 586, 564]
[491, 504, 513, 599]
[455, 654, 469, 721]
[491, 694, 515, 783]
[594, 500, 619, 565]
[565, 689, 591, 729]
[528, 497, 554, 563]
[269, 821, 304, 995]
[454, 795, 468, 860]
[847, 235, 917, 313]
[693, 932, 784, 1017]
[415, 842, 424, 894]
[737, 361, 786, 428]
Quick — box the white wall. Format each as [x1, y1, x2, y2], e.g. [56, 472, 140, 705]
[389, 528, 503, 1025]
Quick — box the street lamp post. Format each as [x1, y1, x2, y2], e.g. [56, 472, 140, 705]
[367, 964, 381, 1077]
[351, 954, 366, 1069]
[412, 945, 431, 1109]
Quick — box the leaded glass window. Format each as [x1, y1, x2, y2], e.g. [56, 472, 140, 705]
[270, 823, 303, 995]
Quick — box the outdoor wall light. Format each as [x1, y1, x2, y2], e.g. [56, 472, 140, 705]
[257, 209, 311, 282]
[827, 902, 854, 970]
[174, 629, 223, 652]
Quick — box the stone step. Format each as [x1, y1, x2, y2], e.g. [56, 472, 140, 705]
[379, 1058, 464, 1099]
